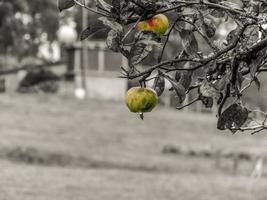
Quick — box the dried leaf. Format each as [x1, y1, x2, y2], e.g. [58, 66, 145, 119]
[179, 30, 199, 56]
[129, 41, 153, 65]
[153, 72, 165, 97]
[210, 9, 225, 18]
[106, 30, 121, 52]
[96, 0, 112, 12]
[129, 31, 158, 66]
[98, 17, 123, 32]
[200, 96, 213, 108]
[165, 75, 186, 104]
[200, 81, 220, 98]
[217, 103, 249, 132]
[250, 51, 264, 78]
[58, 0, 75, 12]
[179, 71, 193, 90]
[203, 18, 216, 38]
[254, 77, 261, 91]
[80, 25, 106, 41]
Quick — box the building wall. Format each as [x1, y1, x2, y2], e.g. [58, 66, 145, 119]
[73, 41, 128, 101]
[76, 74, 127, 101]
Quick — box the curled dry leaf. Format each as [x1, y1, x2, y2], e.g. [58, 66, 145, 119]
[200, 81, 220, 98]
[153, 72, 165, 97]
[217, 103, 249, 133]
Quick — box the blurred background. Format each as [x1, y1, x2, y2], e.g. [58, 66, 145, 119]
[0, 0, 267, 200]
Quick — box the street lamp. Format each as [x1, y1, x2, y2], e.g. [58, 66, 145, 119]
[57, 24, 77, 82]
[57, 25, 77, 46]
[74, 7, 89, 100]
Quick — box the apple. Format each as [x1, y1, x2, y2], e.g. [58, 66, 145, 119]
[137, 14, 169, 36]
[125, 87, 158, 113]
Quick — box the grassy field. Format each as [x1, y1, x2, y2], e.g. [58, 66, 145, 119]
[0, 93, 266, 200]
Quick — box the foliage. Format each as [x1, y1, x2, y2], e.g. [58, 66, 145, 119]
[59, 0, 267, 134]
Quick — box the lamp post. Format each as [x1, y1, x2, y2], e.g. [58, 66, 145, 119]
[57, 24, 78, 81]
[74, 6, 88, 100]
[80, 6, 88, 98]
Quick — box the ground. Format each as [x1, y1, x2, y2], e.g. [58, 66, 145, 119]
[0, 93, 266, 200]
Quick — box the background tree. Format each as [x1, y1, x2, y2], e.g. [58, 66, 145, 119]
[0, 0, 59, 59]
[59, 0, 267, 134]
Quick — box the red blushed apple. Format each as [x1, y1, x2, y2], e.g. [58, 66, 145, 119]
[137, 14, 169, 36]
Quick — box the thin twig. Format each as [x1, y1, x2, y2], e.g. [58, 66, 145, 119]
[122, 13, 145, 42]
[73, 0, 109, 17]
[177, 97, 199, 110]
[158, 18, 179, 63]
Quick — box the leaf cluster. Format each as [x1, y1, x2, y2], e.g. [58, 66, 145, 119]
[59, 0, 267, 134]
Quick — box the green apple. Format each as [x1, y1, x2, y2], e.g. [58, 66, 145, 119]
[125, 87, 158, 113]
